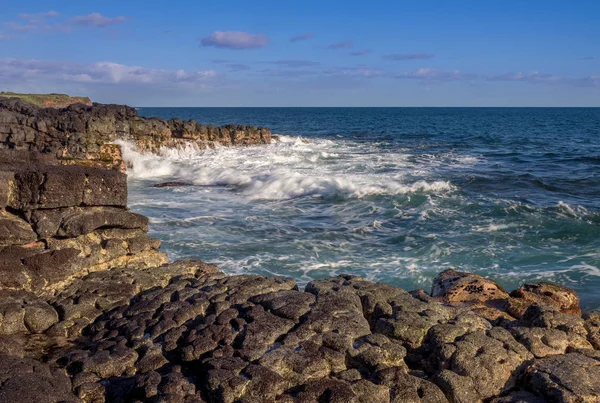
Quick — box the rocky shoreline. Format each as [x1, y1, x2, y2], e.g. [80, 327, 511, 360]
[0, 98, 599, 402]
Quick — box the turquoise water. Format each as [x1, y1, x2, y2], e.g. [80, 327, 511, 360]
[129, 108, 600, 310]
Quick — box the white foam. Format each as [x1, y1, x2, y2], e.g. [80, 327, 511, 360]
[118, 138, 455, 201]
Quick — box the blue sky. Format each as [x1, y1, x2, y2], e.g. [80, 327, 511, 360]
[0, 0, 598, 106]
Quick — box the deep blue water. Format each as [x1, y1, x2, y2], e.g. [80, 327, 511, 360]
[128, 108, 600, 310]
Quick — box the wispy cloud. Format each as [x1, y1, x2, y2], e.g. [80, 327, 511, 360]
[351, 49, 370, 56]
[200, 31, 269, 50]
[69, 13, 131, 28]
[3, 11, 130, 36]
[19, 11, 59, 20]
[227, 63, 251, 72]
[486, 71, 562, 82]
[0, 58, 217, 86]
[396, 68, 472, 81]
[582, 56, 595, 61]
[0, 32, 18, 40]
[327, 40, 353, 49]
[4, 22, 37, 32]
[290, 32, 313, 42]
[266, 60, 320, 68]
[384, 53, 435, 61]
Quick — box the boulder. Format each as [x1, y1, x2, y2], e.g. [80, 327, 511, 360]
[431, 269, 509, 308]
[509, 282, 581, 317]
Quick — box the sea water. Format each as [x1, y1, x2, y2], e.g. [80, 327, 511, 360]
[128, 107, 600, 310]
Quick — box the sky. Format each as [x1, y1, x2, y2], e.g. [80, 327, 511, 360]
[0, 0, 599, 106]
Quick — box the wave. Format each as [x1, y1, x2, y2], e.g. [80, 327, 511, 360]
[118, 139, 455, 201]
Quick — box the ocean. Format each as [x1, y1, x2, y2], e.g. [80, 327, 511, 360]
[129, 107, 600, 311]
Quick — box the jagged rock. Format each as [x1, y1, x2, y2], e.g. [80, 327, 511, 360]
[584, 311, 600, 349]
[524, 353, 600, 402]
[509, 282, 581, 317]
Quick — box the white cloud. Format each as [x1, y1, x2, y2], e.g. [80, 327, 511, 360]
[0, 58, 217, 86]
[384, 53, 435, 61]
[398, 68, 469, 80]
[200, 31, 269, 49]
[487, 71, 562, 82]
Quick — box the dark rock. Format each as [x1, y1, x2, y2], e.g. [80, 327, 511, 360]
[0, 354, 78, 402]
[489, 391, 546, 402]
[584, 311, 600, 350]
[433, 369, 481, 403]
[429, 327, 533, 399]
[9, 165, 127, 210]
[152, 182, 193, 188]
[524, 353, 600, 402]
[31, 206, 147, 238]
[0, 290, 59, 335]
[0, 211, 37, 246]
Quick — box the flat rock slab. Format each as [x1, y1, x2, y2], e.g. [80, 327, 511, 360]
[8, 164, 127, 211]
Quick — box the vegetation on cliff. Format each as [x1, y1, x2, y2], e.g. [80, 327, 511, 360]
[0, 92, 92, 108]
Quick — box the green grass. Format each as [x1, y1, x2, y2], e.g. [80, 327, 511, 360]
[0, 92, 91, 106]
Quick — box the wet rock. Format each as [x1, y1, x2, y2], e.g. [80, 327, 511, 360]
[509, 282, 581, 317]
[525, 353, 600, 402]
[152, 182, 193, 188]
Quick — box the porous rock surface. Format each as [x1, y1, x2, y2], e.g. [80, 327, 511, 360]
[0, 99, 598, 402]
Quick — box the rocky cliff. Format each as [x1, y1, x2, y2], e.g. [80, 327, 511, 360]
[0, 100, 598, 403]
[0, 97, 272, 172]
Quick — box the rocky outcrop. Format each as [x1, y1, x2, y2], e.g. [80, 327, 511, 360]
[0, 100, 598, 402]
[0, 268, 591, 403]
[0, 97, 272, 172]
